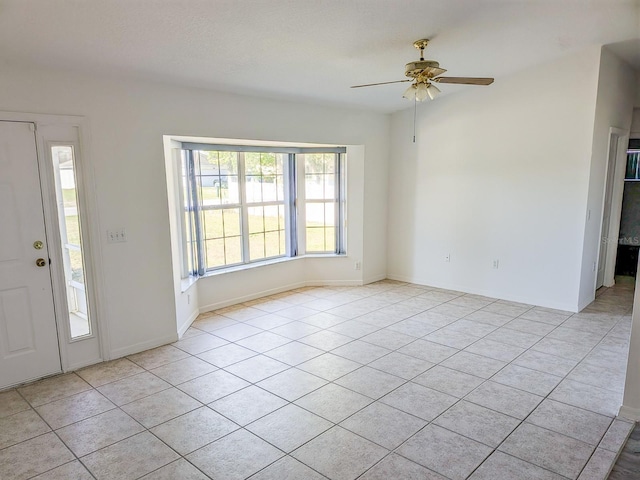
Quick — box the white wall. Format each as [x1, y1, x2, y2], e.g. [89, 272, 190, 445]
[578, 48, 638, 308]
[0, 65, 389, 358]
[622, 258, 640, 420]
[387, 48, 602, 311]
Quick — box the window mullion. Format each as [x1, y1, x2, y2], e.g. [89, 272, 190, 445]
[335, 153, 342, 254]
[238, 152, 250, 264]
[282, 153, 294, 257]
[187, 150, 206, 276]
[178, 151, 190, 277]
[296, 154, 306, 255]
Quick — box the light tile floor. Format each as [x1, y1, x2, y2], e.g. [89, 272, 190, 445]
[0, 280, 637, 479]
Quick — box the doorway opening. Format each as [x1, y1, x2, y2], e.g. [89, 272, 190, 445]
[614, 138, 640, 278]
[596, 128, 629, 289]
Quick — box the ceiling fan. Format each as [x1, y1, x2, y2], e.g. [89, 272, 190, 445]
[351, 39, 494, 101]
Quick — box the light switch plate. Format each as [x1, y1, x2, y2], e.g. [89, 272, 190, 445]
[107, 228, 127, 243]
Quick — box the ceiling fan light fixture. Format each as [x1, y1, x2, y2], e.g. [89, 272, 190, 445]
[402, 84, 417, 100]
[415, 82, 429, 102]
[427, 83, 441, 100]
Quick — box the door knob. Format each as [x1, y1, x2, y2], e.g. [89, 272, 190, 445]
[36, 258, 46, 267]
[33, 240, 43, 250]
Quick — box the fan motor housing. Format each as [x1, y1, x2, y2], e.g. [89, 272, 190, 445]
[405, 60, 447, 79]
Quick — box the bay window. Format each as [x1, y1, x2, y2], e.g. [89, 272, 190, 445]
[179, 143, 346, 277]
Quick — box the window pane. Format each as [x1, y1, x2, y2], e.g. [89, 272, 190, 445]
[263, 153, 277, 174]
[305, 174, 324, 200]
[245, 152, 262, 175]
[69, 249, 83, 282]
[206, 238, 225, 268]
[262, 154, 280, 202]
[306, 227, 325, 252]
[304, 154, 325, 174]
[325, 156, 336, 173]
[224, 236, 242, 265]
[223, 175, 240, 204]
[219, 151, 239, 174]
[223, 208, 241, 237]
[51, 145, 91, 339]
[200, 178, 220, 206]
[279, 205, 286, 230]
[324, 175, 335, 199]
[276, 175, 285, 201]
[304, 154, 336, 201]
[244, 152, 262, 203]
[245, 153, 285, 204]
[263, 205, 281, 232]
[305, 202, 336, 253]
[249, 233, 265, 261]
[198, 151, 239, 205]
[245, 175, 262, 203]
[325, 227, 335, 252]
[306, 203, 325, 227]
[303, 153, 340, 254]
[262, 175, 280, 202]
[265, 231, 283, 258]
[324, 202, 335, 225]
[203, 209, 223, 239]
[248, 206, 264, 234]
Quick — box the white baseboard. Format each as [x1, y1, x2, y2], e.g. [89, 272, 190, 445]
[198, 279, 364, 314]
[618, 405, 640, 421]
[198, 280, 306, 313]
[386, 273, 579, 312]
[363, 273, 387, 285]
[109, 333, 179, 359]
[177, 309, 200, 339]
[305, 279, 363, 287]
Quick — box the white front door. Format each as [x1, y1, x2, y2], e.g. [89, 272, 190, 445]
[0, 121, 61, 388]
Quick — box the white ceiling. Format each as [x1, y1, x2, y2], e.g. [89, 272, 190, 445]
[0, 0, 638, 113]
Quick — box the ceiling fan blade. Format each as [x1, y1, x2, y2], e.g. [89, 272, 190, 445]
[434, 77, 494, 85]
[350, 79, 412, 88]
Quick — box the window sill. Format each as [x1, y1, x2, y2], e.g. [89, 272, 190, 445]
[181, 253, 346, 288]
[180, 275, 198, 293]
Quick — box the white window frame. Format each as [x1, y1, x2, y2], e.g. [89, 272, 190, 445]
[296, 152, 346, 255]
[179, 143, 346, 277]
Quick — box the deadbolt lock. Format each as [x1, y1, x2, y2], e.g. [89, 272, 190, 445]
[33, 240, 43, 250]
[36, 258, 46, 267]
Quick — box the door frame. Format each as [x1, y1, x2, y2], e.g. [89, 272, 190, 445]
[0, 111, 109, 373]
[597, 127, 630, 288]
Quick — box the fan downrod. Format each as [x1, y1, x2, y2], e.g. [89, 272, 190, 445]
[413, 39, 430, 60]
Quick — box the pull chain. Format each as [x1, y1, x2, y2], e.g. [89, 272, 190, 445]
[413, 95, 417, 143]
